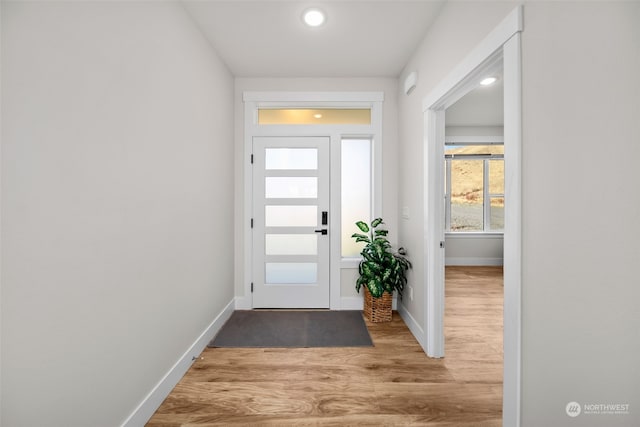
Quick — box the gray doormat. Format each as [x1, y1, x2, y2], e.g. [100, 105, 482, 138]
[208, 310, 373, 348]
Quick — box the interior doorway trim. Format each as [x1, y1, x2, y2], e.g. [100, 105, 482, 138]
[422, 6, 523, 426]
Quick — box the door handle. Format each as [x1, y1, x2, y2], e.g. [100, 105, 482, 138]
[314, 229, 328, 235]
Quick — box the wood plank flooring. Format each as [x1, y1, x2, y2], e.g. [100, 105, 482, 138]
[147, 266, 503, 426]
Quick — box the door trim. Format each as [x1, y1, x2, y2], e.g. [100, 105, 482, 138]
[421, 6, 523, 427]
[240, 92, 384, 311]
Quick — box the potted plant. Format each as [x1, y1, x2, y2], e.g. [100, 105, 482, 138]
[351, 218, 411, 322]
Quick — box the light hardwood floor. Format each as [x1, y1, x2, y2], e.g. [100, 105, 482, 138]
[147, 266, 503, 426]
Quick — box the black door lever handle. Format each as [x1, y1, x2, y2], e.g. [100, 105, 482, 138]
[314, 229, 328, 235]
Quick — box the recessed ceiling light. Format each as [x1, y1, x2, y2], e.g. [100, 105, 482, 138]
[313, 113, 323, 119]
[303, 9, 326, 27]
[480, 77, 497, 86]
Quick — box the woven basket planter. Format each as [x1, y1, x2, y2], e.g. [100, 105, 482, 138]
[363, 286, 393, 322]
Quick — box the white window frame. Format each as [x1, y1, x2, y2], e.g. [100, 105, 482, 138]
[444, 138, 504, 233]
[241, 92, 383, 310]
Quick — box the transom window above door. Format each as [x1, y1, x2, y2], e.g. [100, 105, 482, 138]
[258, 109, 371, 125]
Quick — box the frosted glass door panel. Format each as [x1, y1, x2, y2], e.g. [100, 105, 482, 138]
[265, 234, 317, 255]
[266, 263, 317, 284]
[253, 136, 329, 308]
[341, 139, 371, 257]
[265, 177, 318, 198]
[265, 148, 317, 170]
[265, 206, 317, 227]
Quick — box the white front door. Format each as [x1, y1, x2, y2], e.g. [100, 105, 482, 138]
[252, 136, 330, 308]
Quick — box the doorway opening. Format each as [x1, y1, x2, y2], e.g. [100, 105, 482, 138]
[421, 6, 522, 426]
[442, 69, 506, 421]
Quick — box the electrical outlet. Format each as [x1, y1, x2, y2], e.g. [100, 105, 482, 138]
[409, 286, 414, 301]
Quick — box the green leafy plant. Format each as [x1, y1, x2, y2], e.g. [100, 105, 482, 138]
[351, 218, 411, 298]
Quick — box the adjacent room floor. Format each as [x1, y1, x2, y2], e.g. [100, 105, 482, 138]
[147, 266, 503, 426]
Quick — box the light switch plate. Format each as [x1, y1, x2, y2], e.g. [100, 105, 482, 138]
[402, 206, 410, 220]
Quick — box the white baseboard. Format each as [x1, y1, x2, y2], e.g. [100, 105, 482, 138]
[340, 296, 363, 310]
[340, 295, 398, 310]
[234, 295, 251, 310]
[445, 257, 503, 266]
[121, 298, 235, 427]
[237, 295, 396, 311]
[397, 302, 428, 355]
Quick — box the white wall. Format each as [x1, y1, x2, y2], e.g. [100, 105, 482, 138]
[398, 1, 515, 326]
[445, 234, 503, 266]
[446, 125, 503, 137]
[399, 1, 640, 426]
[521, 3, 640, 425]
[234, 78, 399, 301]
[0, 2, 3, 423]
[1, 2, 235, 426]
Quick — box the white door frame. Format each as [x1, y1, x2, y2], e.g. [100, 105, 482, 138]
[240, 92, 384, 310]
[422, 6, 523, 426]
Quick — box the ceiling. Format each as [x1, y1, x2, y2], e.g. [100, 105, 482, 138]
[182, 0, 446, 78]
[446, 74, 504, 127]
